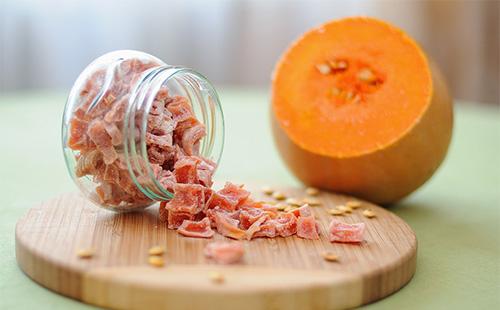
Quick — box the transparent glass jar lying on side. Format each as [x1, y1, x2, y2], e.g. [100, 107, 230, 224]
[62, 50, 224, 212]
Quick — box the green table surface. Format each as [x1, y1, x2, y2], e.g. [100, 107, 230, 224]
[0, 89, 498, 309]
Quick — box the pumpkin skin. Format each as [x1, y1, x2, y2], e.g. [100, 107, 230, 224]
[271, 17, 453, 204]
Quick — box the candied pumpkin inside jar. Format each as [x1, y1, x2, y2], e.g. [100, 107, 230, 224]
[63, 50, 224, 210]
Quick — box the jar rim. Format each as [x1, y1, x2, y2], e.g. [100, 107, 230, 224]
[124, 65, 225, 202]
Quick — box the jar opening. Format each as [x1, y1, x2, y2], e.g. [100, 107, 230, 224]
[124, 66, 225, 202]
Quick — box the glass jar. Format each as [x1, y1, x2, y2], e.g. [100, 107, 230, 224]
[62, 50, 224, 212]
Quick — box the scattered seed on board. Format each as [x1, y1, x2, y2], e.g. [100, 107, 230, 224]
[76, 248, 94, 259]
[285, 198, 302, 206]
[316, 63, 331, 75]
[363, 209, 377, 218]
[346, 201, 362, 209]
[337, 205, 353, 213]
[302, 197, 321, 206]
[322, 252, 339, 262]
[148, 256, 165, 267]
[148, 246, 165, 256]
[209, 271, 225, 284]
[305, 187, 320, 196]
[272, 191, 286, 201]
[263, 200, 277, 205]
[328, 209, 344, 216]
[261, 186, 274, 195]
[275, 203, 288, 211]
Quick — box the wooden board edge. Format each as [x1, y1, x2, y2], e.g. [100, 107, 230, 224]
[362, 239, 417, 303]
[81, 265, 364, 310]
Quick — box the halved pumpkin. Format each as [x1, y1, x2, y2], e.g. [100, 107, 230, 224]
[271, 17, 453, 204]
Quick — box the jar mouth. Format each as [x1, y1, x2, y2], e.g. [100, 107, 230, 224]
[124, 66, 225, 202]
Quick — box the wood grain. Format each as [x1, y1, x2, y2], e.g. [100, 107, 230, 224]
[16, 187, 417, 310]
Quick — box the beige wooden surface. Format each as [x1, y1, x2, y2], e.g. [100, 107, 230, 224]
[16, 187, 416, 310]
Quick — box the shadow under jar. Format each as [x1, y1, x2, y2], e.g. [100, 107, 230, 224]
[62, 50, 224, 211]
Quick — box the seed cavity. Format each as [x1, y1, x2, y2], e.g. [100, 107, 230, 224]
[317, 58, 384, 106]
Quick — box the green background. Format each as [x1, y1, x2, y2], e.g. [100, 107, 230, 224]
[0, 90, 498, 309]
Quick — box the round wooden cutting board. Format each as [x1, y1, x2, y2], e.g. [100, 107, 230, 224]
[16, 187, 417, 310]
